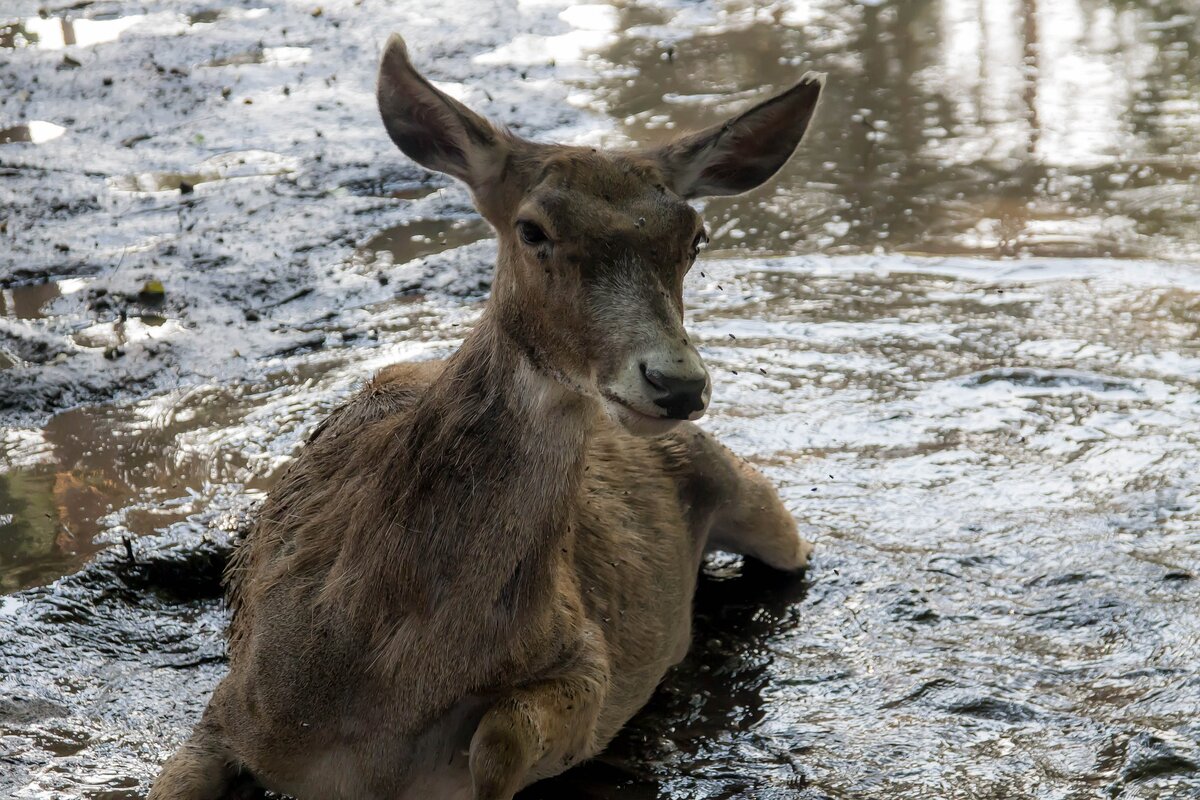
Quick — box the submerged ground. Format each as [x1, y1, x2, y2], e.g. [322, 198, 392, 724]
[2, 0, 1200, 797]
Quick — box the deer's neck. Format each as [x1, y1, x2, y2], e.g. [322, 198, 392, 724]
[375, 312, 595, 614]
[427, 310, 593, 476]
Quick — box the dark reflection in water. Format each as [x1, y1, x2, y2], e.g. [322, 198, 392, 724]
[1, 282, 61, 319]
[0, 121, 66, 145]
[523, 556, 811, 800]
[0, 394, 273, 593]
[0, 14, 143, 50]
[584, 0, 1200, 261]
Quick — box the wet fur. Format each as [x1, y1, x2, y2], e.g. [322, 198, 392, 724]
[153, 327, 805, 799]
[149, 33, 819, 800]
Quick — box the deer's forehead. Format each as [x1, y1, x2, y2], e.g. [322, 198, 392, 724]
[528, 155, 698, 235]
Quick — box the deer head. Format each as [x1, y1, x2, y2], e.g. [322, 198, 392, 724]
[377, 34, 823, 435]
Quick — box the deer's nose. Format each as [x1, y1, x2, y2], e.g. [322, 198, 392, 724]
[641, 364, 708, 420]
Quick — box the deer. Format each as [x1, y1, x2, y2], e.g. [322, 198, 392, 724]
[148, 33, 824, 800]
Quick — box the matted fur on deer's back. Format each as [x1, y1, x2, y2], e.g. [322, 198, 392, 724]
[223, 360, 443, 658]
[221, 356, 705, 693]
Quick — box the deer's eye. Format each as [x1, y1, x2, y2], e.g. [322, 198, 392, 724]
[517, 220, 549, 247]
[690, 230, 709, 258]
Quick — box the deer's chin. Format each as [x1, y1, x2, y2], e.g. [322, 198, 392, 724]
[602, 397, 687, 437]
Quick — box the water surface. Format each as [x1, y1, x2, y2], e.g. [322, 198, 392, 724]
[577, 0, 1200, 262]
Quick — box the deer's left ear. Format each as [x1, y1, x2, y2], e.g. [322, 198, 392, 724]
[377, 34, 506, 190]
[650, 73, 825, 199]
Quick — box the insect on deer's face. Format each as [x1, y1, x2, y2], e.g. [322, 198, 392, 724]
[376, 34, 824, 435]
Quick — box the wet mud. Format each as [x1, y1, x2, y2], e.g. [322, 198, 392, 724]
[3, 0, 1200, 798]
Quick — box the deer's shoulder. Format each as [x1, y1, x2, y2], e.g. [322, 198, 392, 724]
[369, 359, 447, 392]
[299, 359, 447, 446]
[225, 359, 447, 633]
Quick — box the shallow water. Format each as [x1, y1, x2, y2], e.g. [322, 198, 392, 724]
[2, 0, 1200, 797]
[576, 0, 1200, 262]
[550, 254, 1200, 798]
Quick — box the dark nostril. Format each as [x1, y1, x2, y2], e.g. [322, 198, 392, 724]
[642, 367, 707, 419]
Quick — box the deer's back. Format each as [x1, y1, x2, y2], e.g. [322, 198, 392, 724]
[214, 359, 721, 791]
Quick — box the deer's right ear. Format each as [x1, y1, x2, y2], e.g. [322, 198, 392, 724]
[377, 34, 504, 189]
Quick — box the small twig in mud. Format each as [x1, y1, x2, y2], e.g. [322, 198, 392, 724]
[161, 654, 225, 669]
[120, 133, 151, 148]
[0, 161, 110, 178]
[53, 515, 76, 542]
[109, 245, 129, 279]
[123, 536, 137, 565]
[254, 286, 314, 314]
[845, 601, 869, 634]
[268, 332, 325, 358]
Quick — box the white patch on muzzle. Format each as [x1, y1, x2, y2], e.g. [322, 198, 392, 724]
[601, 342, 710, 435]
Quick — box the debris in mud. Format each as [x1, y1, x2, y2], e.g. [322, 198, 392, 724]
[120, 132, 150, 148]
[0, 121, 65, 144]
[137, 279, 166, 304]
[268, 332, 325, 357]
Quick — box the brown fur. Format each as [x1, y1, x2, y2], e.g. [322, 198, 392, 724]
[149, 34, 822, 800]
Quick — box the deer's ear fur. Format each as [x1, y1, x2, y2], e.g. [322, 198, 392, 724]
[377, 34, 507, 188]
[650, 73, 824, 199]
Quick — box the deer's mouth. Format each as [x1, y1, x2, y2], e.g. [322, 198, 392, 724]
[600, 393, 686, 437]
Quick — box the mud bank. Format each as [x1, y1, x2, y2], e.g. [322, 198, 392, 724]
[1, 0, 596, 422]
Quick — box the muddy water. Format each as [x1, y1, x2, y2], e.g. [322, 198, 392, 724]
[355, 217, 493, 267]
[0, 297, 475, 595]
[3, 0, 1200, 797]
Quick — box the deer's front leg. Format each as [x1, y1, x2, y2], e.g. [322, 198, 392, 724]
[680, 425, 813, 571]
[711, 453, 813, 571]
[469, 630, 609, 800]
